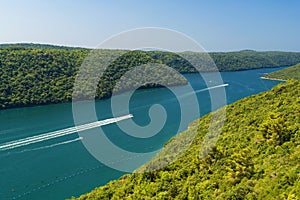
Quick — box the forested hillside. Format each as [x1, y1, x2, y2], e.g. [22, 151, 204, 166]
[0, 48, 188, 109]
[1, 45, 300, 109]
[75, 80, 300, 200]
[209, 50, 300, 71]
[264, 62, 300, 81]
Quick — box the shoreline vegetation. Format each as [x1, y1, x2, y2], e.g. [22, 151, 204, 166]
[1, 43, 300, 110]
[262, 63, 300, 81]
[73, 62, 300, 199]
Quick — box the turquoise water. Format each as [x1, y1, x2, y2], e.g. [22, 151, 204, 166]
[0, 67, 285, 199]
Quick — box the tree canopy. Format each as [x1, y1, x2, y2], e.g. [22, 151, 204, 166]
[1, 46, 300, 109]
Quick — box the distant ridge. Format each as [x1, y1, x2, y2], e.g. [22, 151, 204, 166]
[0, 43, 88, 50]
[1, 43, 300, 53]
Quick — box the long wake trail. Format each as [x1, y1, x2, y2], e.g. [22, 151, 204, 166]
[0, 114, 133, 151]
[180, 83, 229, 98]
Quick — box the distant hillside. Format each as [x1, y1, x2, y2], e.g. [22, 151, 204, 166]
[74, 80, 300, 199]
[209, 50, 300, 71]
[1, 45, 300, 109]
[264, 63, 300, 81]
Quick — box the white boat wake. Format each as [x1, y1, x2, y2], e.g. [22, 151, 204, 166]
[0, 84, 227, 152]
[0, 114, 133, 151]
[180, 83, 229, 98]
[195, 83, 229, 92]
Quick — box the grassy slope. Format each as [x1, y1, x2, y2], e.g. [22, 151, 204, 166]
[264, 63, 300, 81]
[75, 80, 300, 199]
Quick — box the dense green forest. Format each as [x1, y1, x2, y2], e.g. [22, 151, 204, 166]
[74, 79, 300, 200]
[264, 63, 300, 81]
[0, 48, 187, 109]
[1, 45, 300, 109]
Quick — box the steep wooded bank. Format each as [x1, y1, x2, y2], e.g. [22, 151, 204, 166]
[75, 80, 300, 200]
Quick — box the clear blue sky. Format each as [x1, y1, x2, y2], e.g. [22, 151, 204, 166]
[1, 0, 300, 52]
